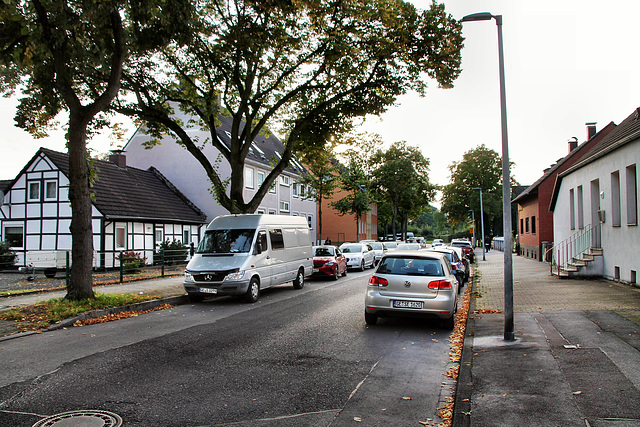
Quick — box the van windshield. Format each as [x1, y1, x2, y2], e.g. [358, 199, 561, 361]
[197, 229, 256, 254]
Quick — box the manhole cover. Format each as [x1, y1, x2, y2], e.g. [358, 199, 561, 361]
[32, 410, 122, 427]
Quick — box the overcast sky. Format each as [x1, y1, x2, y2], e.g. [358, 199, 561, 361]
[2, 0, 639, 207]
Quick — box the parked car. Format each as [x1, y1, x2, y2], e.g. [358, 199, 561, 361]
[365, 251, 459, 329]
[450, 239, 475, 263]
[431, 239, 444, 247]
[312, 246, 347, 280]
[184, 215, 312, 303]
[369, 242, 388, 265]
[446, 246, 470, 283]
[385, 242, 398, 251]
[396, 243, 421, 251]
[340, 242, 376, 271]
[426, 247, 467, 291]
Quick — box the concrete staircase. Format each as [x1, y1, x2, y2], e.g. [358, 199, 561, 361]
[552, 247, 603, 277]
[548, 223, 603, 278]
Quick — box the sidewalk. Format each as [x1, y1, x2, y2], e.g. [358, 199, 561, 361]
[454, 249, 640, 426]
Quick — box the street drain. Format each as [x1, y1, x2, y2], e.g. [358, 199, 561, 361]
[32, 410, 122, 427]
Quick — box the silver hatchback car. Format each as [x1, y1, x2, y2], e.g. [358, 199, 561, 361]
[364, 251, 459, 329]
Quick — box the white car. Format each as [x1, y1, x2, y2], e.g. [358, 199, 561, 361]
[369, 242, 388, 265]
[340, 243, 376, 271]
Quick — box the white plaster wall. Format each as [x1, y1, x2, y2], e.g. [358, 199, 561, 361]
[554, 138, 639, 283]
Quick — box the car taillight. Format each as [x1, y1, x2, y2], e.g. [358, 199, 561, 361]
[369, 276, 389, 287]
[428, 279, 452, 289]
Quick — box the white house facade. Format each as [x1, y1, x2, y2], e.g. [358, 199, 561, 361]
[551, 108, 640, 285]
[123, 111, 318, 242]
[0, 148, 207, 269]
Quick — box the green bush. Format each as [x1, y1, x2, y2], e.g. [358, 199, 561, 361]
[116, 251, 147, 272]
[156, 239, 189, 266]
[0, 241, 16, 269]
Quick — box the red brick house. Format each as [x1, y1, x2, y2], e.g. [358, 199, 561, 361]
[513, 122, 616, 261]
[318, 187, 378, 245]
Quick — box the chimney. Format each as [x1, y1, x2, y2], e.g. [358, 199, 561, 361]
[109, 150, 127, 167]
[586, 122, 597, 140]
[568, 137, 578, 153]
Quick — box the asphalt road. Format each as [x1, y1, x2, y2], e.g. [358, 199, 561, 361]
[0, 269, 457, 426]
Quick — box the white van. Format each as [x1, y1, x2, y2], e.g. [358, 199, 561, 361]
[183, 214, 313, 303]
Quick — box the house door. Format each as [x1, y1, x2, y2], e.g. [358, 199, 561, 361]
[590, 179, 601, 248]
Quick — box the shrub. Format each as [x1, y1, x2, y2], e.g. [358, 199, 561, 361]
[0, 241, 16, 269]
[156, 239, 189, 266]
[116, 251, 147, 272]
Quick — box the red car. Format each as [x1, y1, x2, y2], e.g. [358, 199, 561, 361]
[450, 239, 475, 263]
[312, 246, 347, 280]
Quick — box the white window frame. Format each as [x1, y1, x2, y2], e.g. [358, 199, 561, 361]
[28, 181, 40, 202]
[269, 180, 277, 194]
[257, 171, 265, 187]
[279, 201, 290, 212]
[155, 229, 164, 244]
[280, 175, 290, 186]
[44, 180, 57, 201]
[611, 171, 621, 227]
[292, 182, 298, 197]
[627, 164, 638, 226]
[3, 224, 24, 249]
[116, 225, 127, 249]
[245, 167, 255, 189]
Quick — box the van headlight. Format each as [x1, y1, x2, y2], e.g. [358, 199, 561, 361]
[185, 272, 194, 282]
[224, 270, 245, 281]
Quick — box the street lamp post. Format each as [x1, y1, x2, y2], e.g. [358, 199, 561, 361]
[469, 209, 475, 249]
[462, 12, 514, 341]
[473, 187, 486, 262]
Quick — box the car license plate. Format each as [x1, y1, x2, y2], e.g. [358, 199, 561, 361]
[199, 287, 217, 294]
[393, 300, 423, 309]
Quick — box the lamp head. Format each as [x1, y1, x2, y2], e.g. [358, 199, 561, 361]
[461, 12, 494, 22]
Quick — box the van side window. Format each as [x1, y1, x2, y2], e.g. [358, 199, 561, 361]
[269, 229, 285, 250]
[257, 230, 268, 252]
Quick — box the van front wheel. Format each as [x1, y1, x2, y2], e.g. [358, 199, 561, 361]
[293, 268, 305, 289]
[245, 278, 260, 303]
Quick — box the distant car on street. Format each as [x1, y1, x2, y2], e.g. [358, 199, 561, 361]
[450, 239, 475, 263]
[369, 242, 388, 265]
[365, 251, 459, 329]
[340, 243, 375, 271]
[312, 246, 347, 280]
[396, 243, 421, 251]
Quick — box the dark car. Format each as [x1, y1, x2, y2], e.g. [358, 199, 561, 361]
[312, 246, 347, 280]
[425, 247, 467, 292]
[450, 239, 475, 263]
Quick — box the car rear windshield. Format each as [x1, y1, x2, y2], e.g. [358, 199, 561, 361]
[341, 245, 362, 253]
[451, 242, 469, 247]
[377, 256, 443, 276]
[314, 247, 335, 256]
[198, 229, 255, 254]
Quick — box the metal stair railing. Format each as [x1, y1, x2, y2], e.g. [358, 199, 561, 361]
[545, 222, 601, 275]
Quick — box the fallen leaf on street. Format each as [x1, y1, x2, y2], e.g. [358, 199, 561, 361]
[353, 417, 362, 422]
[402, 396, 413, 400]
[573, 391, 582, 395]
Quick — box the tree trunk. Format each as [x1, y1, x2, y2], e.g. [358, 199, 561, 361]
[65, 115, 95, 300]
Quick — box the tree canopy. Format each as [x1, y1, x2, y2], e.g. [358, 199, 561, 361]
[440, 144, 513, 235]
[370, 141, 436, 240]
[118, 0, 464, 213]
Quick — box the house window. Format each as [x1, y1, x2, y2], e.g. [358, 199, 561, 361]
[300, 185, 305, 197]
[520, 218, 524, 234]
[569, 189, 575, 230]
[155, 229, 164, 244]
[116, 226, 126, 249]
[292, 182, 298, 197]
[28, 181, 40, 201]
[280, 175, 290, 186]
[257, 171, 265, 187]
[307, 214, 313, 229]
[183, 230, 190, 244]
[525, 217, 530, 233]
[257, 208, 266, 214]
[245, 168, 255, 189]
[627, 164, 637, 225]
[279, 201, 290, 212]
[269, 181, 276, 194]
[4, 226, 24, 248]
[45, 181, 57, 200]
[611, 171, 621, 227]
[531, 216, 536, 234]
[268, 209, 276, 215]
[577, 185, 584, 229]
